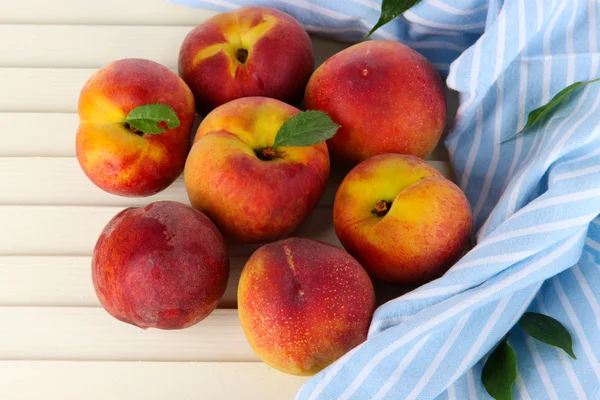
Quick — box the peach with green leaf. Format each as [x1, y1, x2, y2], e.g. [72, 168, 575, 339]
[76, 58, 196, 197]
[178, 6, 314, 114]
[184, 96, 337, 243]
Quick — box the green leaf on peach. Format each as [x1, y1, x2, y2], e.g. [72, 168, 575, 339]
[366, 0, 421, 39]
[273, 110, 340, 148]
[124, 104, 180, 135]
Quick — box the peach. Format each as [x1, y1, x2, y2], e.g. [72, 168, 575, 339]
[178, 6, 313, 114]
[184, 97, 330, 243]
[333, 154, 471, 285]
[76, 58, 195, 197]
[92, 201, 229, 330]
[238, 238, 375, 375]
[304, 40, 446, 164]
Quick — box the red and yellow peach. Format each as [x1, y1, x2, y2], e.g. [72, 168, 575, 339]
[92, 201, 229, 330]
[76, 58, 196, 197]
[333, 154, 471, 285]
[304, 40, 446, 164]
[179, 6, 314, 114]
[184, 97, 330, 243]
[238, 238, 375, 375]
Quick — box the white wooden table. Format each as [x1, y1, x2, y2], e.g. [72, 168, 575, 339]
[0, 1, 454, 398]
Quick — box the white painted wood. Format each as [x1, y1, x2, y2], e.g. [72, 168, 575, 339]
[0, 158, 191, 206]
[0, 0, 217, 25]
[0, 157, 451, 206]
[0, 113, 78, 157]
[0, 68, 92, 112]
[0, 256, 245, 308]
[0, 25, 350, 69]
[0, 361, 307, 400]
[0, 25, 190, 69]
[0, 256, 96, 307]
[0, 205, 116, 255]
[0, 307, 255, 361]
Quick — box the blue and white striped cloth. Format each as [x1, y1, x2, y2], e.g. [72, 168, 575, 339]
[170, 0, 600, 398]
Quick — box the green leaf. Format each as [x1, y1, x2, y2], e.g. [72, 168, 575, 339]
[502, 77, 600, 143]
[272, 110, 340, 148]
[519, 312, 576, 359]
[482, 336, 517, 400]
[124, 104, 180, 135]
[366, 0, 421, 39]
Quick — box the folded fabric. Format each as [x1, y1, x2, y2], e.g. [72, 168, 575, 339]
[169, 0, 600, 398]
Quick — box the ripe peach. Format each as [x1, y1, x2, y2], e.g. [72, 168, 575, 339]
[179, 6, 313, 114]
[333, 154, 471, 285]
[238, 238, 375, 375]
[76, 59, 196, 197]
[92, 201, 229, 330]
[304, 40, 446, 164]
[184, 97, 329, 243]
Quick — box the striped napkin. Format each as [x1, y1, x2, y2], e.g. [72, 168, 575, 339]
[170, 0, 600, 398]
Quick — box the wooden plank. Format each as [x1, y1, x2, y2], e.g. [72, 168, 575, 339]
[0, 361, 307, 400]
[0, 205, 340, 257]
[0, 25, 350, 69]
[0, 256, 245, 308]
[0, 157, 451, 206]
[0, 68, 92, 112]
[0, 307, 255, 361]
[0, 158, 191, 206]
[0, 25, 189, 69]
[0, 205, 117, 255]
[0, 113, 78, 157]
[0, 0, 217, 25]
[0, 256, 95, 307]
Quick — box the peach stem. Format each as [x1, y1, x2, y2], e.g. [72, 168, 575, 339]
[372, 200, 392, 217]
[256, 146, 277, 161]
[236, 48, 249, 64]
[124, 122, 143, 136]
